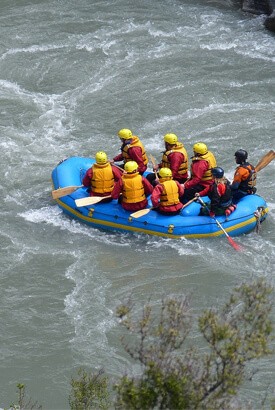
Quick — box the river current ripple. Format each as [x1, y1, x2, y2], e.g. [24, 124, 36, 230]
[0, 1, 274, 408]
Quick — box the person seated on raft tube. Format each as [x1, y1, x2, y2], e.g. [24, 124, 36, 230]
[111, 128, 148, 175]
[181, 142, 217, 202]
[230, 149, 257, 203]
[146, 133, 189, 186]
[111, 160, 153, 212]
[198, 167, 236, 218]
[151, 167, 184, 216]
[82, 151, 123, 198]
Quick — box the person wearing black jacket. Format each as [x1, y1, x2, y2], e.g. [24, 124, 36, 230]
[199, 167, 236, 217]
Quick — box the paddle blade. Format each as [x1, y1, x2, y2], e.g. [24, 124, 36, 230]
[52, 185, 82, 199]
[75, 195, 111, 207]
[130, 208, 152, 218]
[227, 236, 243, 252]
[214, 217, 244, 252]
[255, 150, 275, 172]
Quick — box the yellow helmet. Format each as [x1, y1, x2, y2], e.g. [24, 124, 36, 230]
[124, 161, 138, 173]
[95, 151, 108, 164]
[159, 167, 172, 178]
[164, 133, 178, 145]
[193, 142, 208, 155]
[118, 128, 133, 139]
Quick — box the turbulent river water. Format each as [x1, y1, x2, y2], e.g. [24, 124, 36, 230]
[0, 0, 274, 408]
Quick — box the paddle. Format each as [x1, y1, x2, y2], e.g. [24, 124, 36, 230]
[130, 197, 197, 219]
[255, 150, 275, 172]
[130, 207, 154, 218]
[113, 163, 125, 172]
[213, 218, 243, 251]
[52, 185, 83, 199]
[149, 153, 157, 168]
[196, 196, 243, 252]
[75, 195, 111, 207]
[149, 154, 159, 181]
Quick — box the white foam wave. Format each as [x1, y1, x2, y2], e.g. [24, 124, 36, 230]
[64, 257, 116, 357]
[19, 205, 62, 224]
[0, 44, 66, 61]
[141, 102, 274, 135]
[18, 205, 134, 247]
[200, 35, 275, 63]
[267, 202, 275, 212]
[148, 28, 177, 38]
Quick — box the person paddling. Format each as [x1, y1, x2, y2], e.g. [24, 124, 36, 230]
[151, 167, 184, 215]
[82, 151, 122, 197]
[230, 149, 257, 203]
[147, 133, 189, 186]
[112, 128, 148, 175]
[181, 142, 217, 202]
[198, 167, 236, 218]
[111, 161, 153, 212]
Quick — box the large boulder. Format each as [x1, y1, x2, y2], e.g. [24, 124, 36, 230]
[242, 0, 273, 15]
[264, 11, 275, 31]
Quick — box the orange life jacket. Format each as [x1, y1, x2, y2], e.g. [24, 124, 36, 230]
[91, 163, 114, 194]
[191, 150, 217, 181]
[160, 179, 180, 206]
[122, 136, 148, 166]
[122, 173, 146, 203]
[234, 163, 257, 193]
[160, 142, 188, 175]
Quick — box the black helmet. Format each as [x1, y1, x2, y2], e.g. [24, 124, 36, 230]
[234, 149, 248, 164]
[212, 167, 224, 178]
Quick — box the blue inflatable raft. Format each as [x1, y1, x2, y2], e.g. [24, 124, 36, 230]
[51, 156, 268, 239]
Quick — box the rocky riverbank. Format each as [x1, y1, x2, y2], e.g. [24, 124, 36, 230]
[241, 0, 275, 32]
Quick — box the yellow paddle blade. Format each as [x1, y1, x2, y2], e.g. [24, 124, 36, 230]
[52, 185, 83, 199]
[255, 150, 275, 172]
[130, 208, 152, 218]
[75, 195, 111, 207]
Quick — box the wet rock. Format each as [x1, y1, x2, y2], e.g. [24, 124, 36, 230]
[264, 12, 275, 31]
[242, 0, 273, 15]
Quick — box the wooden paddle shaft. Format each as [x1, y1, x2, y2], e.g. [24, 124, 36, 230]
[255, 150, 275, 172]
[52, 185, 83, 199]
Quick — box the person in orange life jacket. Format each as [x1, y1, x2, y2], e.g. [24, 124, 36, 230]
[111, 128, 148, 175]
[82, 151, 122, 197]
[111, 160, 153, 212]
[230, 149, 257, 203]
[181, 142, 217, 202]
[199, 167, 236, 217]
[151, 168, 184, 215]
[146, 133, 189, 186]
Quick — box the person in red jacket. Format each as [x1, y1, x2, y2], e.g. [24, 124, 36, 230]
[112, 128, 148, 174]
[151, 168, 184, 215]
[147, 133, 189, 186]
[111, 161, 153, 212]
[82, 151, 122, 197]
[182, 142, 217, 202]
